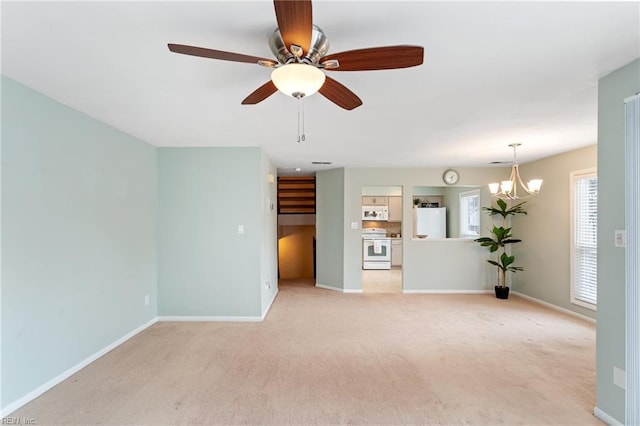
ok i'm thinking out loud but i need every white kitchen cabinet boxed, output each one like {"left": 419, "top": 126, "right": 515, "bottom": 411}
{"left": 362, "top": 196, "right": 388, "bottom": 206}
{"left": 391, "top": 240, "right": 403, "bottom": 267}
{"left": 388, "top": 196, "right": 402, "bottom": 222}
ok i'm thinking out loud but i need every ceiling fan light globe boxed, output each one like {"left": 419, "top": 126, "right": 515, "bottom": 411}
{"left": 271, "top": 64, "right": 326, "bottom": 98}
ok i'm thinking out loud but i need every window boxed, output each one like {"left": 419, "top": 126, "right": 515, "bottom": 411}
{"left": 570, "top": 168, "right": 598, "bottom": 309}
{"left": 459, "top": 189, "right": 480, "bottom": 238}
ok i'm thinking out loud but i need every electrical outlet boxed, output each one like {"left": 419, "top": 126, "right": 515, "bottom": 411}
{"left": 144, "top": 295, "right": 150, "bottom": 306}
{"left": 614, "top": 230, "right": 626, "bottom": 247}
{"left": 266, "top": 281, "right": 271, "bottom": 289}
{"left": 613, "top": 366, "right": 625, "bottom": 389}
{"left": 238, "top": 225, "right": 244, "bottom": 235}
{"left": 351, "top": 222, "right": 359, "bottom": 229}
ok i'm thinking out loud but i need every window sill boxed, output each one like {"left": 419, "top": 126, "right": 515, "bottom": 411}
{"left": 571, "top": 299, "right": 597, "bottom": 311}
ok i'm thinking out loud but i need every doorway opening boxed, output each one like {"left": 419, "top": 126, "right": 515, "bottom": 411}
{"left": 277, "top": 175, "right": 316, "bottom": 287}
{"left": 361, "top": 185, "right": 403, "bottom": 293}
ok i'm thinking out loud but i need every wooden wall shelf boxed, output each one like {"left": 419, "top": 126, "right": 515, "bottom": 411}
{"left": 278, "top": 176, "right": 316, "bottom": 214}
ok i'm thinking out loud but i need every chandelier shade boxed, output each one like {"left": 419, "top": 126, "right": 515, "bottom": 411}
{"left": 271, "top": 64, "right": 326, "bottom": 98}
{"left": 489, "top": 144, "right": 543, "bottom": 200}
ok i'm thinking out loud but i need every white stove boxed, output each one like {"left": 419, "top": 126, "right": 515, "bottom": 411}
{"left": 362, "top": 228, "right": 391, "bottom": 270}
{"left": 361, "top": 228, "right": 388, "bottom": 239}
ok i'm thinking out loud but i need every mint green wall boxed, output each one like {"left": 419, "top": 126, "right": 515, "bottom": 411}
{"left": 316, "top": 168, "right": 345, "bottom": 290}
{"left": 1, "top": 77, "right": 157, "bottom": 409}
{"left": 512, "top": 145, "right": 597, "bottom": 319}
{"left": 157, "top": 148, "right": 262, "bottom": 317}
{"left": 413, "top": 186, "right": 447, "bottom": 196}
{"left": 362, "top": 186, "right": 402, "bottom": 196}
{"left": 596, "top": 58, "right": 640, "bottom": 422}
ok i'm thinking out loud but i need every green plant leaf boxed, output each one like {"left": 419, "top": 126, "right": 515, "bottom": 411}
{"left": 502, "top": 238, "right": 522, "bottom": 244}
{"left": 500, "top": 253, "right": 515, "bottom": 267}
{"left": 474, "top": 237, "right": 494, "bottom": 243}
{"left": 482, "top": 199, "right": 528, "bottom": 219}
{"left": 506, "top": 201, "right": 528, "bottom": 216}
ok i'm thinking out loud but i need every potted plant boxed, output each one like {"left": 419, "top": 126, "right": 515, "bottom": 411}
{"left": 475, "top": 199, "right": 527, "bottom": 299}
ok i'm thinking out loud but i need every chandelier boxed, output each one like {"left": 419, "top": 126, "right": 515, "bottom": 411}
{"left": 489, "top": 143, "right": 543, "bottom": 200}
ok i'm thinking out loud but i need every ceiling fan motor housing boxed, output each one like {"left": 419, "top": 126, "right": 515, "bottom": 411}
{"left": 269, "top": 25, "right": 329, "bottom": 65}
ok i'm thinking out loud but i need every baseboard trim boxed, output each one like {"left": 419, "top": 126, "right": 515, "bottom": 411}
{"left": 403, "top": 289, "right": 493, "bottom": 294}
{"left": 315, "top": 283, "right": 363, "bottom": 293}
{"left": 0, "top": 317, "right": 158, "bottom": 418}
{"left": 158, "top": 315, "right": 263, "bottom": 322}
{"left": 315, "top": 283, "right": 342, "bottom": 292}
{"left": 593, "top": 406, "right": 623, "bottom": 425}
{"left": 512, "top": 291, "right": 596, "bottom": 324}
{"left": 261, "top": 288, "right": 279, "bottom": 320}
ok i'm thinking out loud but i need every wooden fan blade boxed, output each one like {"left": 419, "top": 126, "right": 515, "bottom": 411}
{"left": 318, "top": 76, "right": 363, "bottom": 111}
{"left": 168, "top": 44, "right": 276, "bottom": 66}
{"left": 273, "top": 0, "right": 313, "bottom": 55}
{"left": 320, "top": 46, "right": 424, "bottom": 71}
{"left": 242, "top": 81, "right": 278, "bottom": 105}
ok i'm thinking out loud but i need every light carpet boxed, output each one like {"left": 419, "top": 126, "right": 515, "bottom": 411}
{"left": 9, "top": 280, "right": 600, "bottom": 425}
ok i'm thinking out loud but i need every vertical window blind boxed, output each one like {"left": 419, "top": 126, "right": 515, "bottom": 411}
{"left": 624, "top": 91, "right": 640, "bottom": 426}
{"left": 572, "top": 170, "right": 598, "bottom": 307}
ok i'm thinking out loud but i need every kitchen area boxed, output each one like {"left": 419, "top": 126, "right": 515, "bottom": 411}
{"left": 361, "top": 185, "right": 466, "bottom": 293}
{"left": 315, "top": 168, "right": 501, "bottom": 295}
{"left": 361, "top": 188, "right": 403, "bottom": 293}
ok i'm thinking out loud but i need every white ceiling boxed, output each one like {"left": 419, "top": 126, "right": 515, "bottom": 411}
{"left": 2, "top": 1, "right": 639, "bottom": 173}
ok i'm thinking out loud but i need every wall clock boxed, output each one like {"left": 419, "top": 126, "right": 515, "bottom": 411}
{"left": 443, "top": 169, "right": 459, "bottom": 185}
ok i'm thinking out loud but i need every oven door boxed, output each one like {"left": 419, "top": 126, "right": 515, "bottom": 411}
{"left": 362, "top": 239, "right": 391, "bottom": 262}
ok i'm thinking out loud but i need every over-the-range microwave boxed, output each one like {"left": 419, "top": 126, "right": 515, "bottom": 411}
{"left": 362, "top": 205, "right": 389, "bottom": 221}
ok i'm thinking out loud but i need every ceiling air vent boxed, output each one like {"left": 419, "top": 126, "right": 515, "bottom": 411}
{"left": 311, "top": 161, "right": 332, "bottom": 165}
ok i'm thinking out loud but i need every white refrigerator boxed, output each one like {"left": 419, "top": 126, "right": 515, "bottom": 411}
{"left": 413, "top": 207, "right": 447, "bottom": 238}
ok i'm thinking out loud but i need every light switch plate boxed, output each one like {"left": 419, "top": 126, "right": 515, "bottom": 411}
{"left": 238, "top": 225, "right": 244, "bottom": 235}
{"left": 613, "top": 366, "right": 626, "bottom": 389}
{"left": 614, "top": 230, "right": 626, "bottom": 247}
{"left": 351, "top": 222, "right": 359, "bottom": 230}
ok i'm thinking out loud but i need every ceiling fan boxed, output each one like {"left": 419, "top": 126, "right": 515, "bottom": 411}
{"left": 168, "top": 0, "right": 424, "bottom": 110}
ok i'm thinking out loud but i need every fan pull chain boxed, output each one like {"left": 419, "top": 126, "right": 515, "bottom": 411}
{"left": 295, "top": 93, "right": 305, "bottom": 143}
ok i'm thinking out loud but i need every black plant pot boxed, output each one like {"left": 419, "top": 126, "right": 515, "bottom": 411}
{"left": 495, "top": 286, "right": 510, "bottom": 300}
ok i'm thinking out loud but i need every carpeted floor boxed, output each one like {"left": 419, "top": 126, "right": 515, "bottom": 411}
{"left": 10, "top": 280, "right": 600, "bottom": 425}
